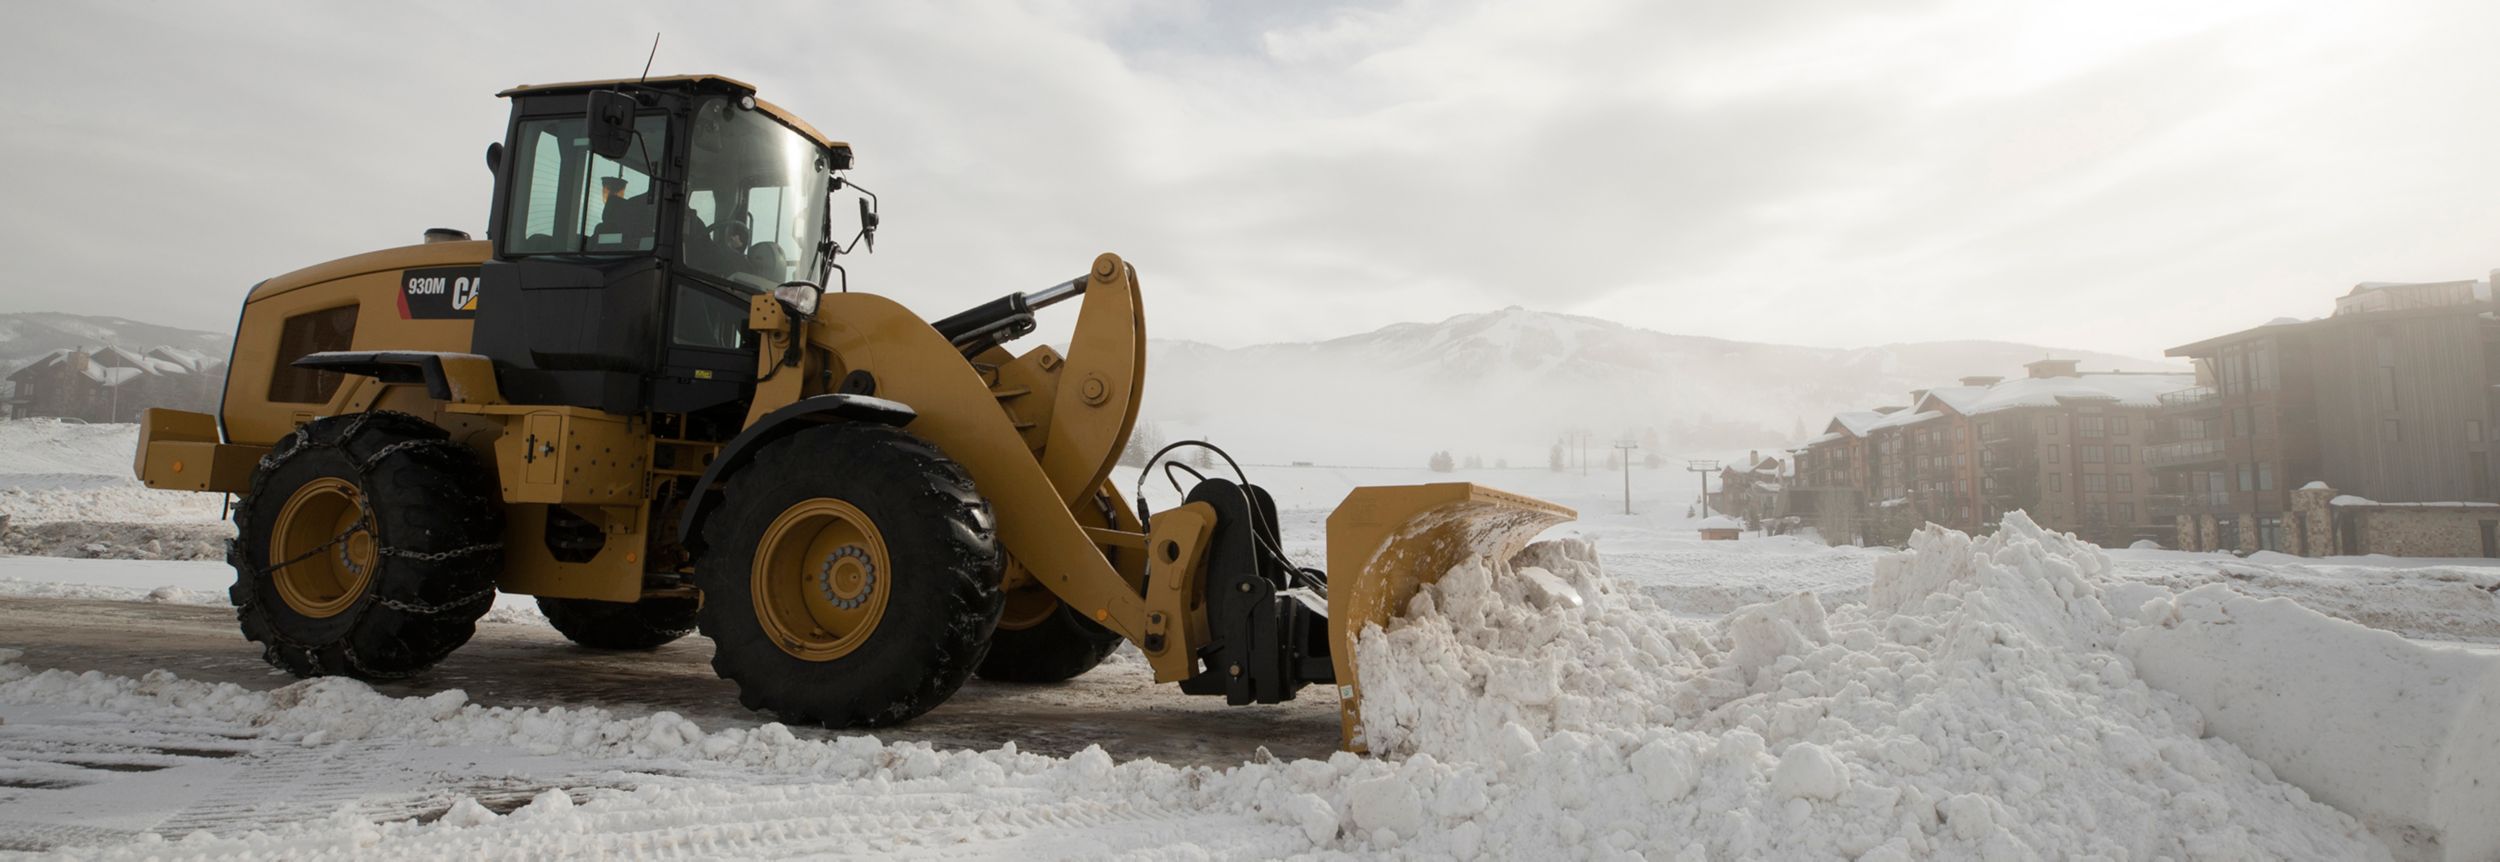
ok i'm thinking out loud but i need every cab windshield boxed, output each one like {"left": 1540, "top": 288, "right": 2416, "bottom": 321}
{"left": 682, "top": 96, "right": 832, "bottom": 292}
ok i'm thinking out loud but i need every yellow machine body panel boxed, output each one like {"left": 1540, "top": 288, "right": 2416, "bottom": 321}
{"left": 221, "top": 240, "right": 491, "bottom": 448}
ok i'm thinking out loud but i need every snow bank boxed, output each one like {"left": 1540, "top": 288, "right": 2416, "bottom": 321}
{"left": 0, "top": 512, "right": 2471, "bottom": 858}
{"left": 2124, "top": 587, "right": 2500, "bottom": 861}
{"left": 1351, "top": 514, "right": 2387, "bottom": 859}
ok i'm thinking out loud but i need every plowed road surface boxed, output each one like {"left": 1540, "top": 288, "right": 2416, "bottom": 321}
{"left": 0, "top": 596, "right": 1342, "bottom": 767}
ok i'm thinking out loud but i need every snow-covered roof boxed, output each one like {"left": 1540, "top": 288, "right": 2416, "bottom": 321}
{"left": 1956, "top": 373, "right": 2196, "bottom": 416}
{"left": 147, "top": 346, "right": 215, "bottom": 372}
{"left": 1827, "top": 411, "right": 1885, "bottom": 437}
{"left": 1914, "top": 385, "right": 1989, "bottom": 415}
{"left": 2330, "top": 495, "right": 2500, "bottom": 509}
{"left": 1805, "top": 430, "right": 1849, "bottom": 446}
{"left": 1695, "top": 516, "right": 1743, "bottom": 530}
{"left": 1865, "top": 409, "right": 1944, "bottom": 432}
{"left": 2298, "top": 481, "right": 2329, "bottom": 491}
{"left": 82, "top": 365, "right": 145, "bottom": 386}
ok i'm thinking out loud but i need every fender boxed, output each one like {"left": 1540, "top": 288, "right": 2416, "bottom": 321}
{"left": 294, "top": 350, "right": 502, "bottom": 404}
{"left": 677, "top": 393, "right": 917, "bottom": 553}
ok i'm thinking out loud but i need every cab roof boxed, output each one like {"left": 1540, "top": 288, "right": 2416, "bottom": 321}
{"left": 497, "top": 74, "right": 849, "bottom": 155}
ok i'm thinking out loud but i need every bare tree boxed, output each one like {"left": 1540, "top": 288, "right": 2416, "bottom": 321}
{"left": 1430, "top": 451, "right": 1456, "bottom": 472}
{"left": 1119, "top": 420, "right": 1167, "bottom": 467}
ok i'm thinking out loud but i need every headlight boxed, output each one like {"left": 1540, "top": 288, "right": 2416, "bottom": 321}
{"left": 772, "top": 282, "right": 822, "bottom": 315}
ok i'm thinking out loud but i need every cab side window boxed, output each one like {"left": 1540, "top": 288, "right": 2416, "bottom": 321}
{"left": 501, "top": 114, "right": 670, "bottom": 255}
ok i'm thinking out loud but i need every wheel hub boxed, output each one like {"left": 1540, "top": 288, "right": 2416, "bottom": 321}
{"left": 816, "top": 545, "right": 878, "bottom": 610}
{"left": 269, "top": 476, "right": 375, "bottom": 619}
{"left": 753, "top": 498, "right": 893, "bottom": 661}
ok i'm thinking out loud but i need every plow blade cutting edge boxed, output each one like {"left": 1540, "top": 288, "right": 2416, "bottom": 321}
{"left": 1324, "top": 483, "right": 1576, "bottom": 751}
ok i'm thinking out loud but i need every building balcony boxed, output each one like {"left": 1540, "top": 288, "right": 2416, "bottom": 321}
{"left": 2143, "top": 438, "right": 2226, "bottom": 468}
{"left": 2149, "top": 491, "right": 2232, "bottom": 516}
{"left": 2156, "top": 386, "right": 2220, "bottom": 412}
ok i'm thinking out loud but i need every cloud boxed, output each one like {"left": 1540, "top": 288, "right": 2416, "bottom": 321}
{"left": 2, "top": 0, "right": 2494, "bottom": 360}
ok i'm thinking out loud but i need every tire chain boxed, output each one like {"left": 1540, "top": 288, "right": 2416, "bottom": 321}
{"left": 246, "top": 407, "right": 500, "bottom": 577}
{"left": 241, "top": 412, "right": 508, "bottom": 676}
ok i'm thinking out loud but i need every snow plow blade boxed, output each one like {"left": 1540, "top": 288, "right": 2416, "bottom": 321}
{"left": 1325, "top": 483, "right": 1575, "bottom": 751}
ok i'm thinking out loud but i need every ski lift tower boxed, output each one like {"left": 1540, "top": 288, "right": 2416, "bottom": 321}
{"left": 1685, "top": 459, "right": 1719, "bottom": 516}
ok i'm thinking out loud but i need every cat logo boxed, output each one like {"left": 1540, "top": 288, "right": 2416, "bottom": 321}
{"left": 399, "top": 266, "right": 484, "bottom": 320}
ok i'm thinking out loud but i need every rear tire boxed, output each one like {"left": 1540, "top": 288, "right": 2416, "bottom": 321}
{"left": 692, "top": 423, "right": 1004, "bottom": 727}
{"left": 977, "top": 589, "right": 1122, "bottom": 683}
{"left": 230, "top": 411, "right": 503, "bottom": 680}
{"left": 536, "top": 595, "right": 699, "bottom": 650}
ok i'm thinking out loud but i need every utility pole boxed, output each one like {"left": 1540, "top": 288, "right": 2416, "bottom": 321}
{"left": 1614, "top": 440, "right": 1638, "bottom": 514}
{"left": 1686, "top": 459, "right": 1720, "bottom": 516}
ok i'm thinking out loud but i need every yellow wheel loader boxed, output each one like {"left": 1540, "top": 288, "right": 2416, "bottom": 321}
{"left": 132, "top": 74, "right": 1573, "bottom": 749}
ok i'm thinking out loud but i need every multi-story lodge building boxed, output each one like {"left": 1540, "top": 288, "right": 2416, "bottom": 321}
{"left": 2155, "top": 280, "right": 2500, "bottom": 553}
{"left": 1796, "top": 361, "right": 2192, "bottom": 546}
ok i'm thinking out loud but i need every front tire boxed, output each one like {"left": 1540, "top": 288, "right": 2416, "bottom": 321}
{"left": 692, "top": 423, "right": 1004, "bottom": 727}
{"left": 537, "top": 595, "right": 699, "bottom": 650}
{"left": 230, "top": 411, "right": 503, "bottom": 680}
{"left": 977, "top": 585, "right": 1123, "bottom": 683}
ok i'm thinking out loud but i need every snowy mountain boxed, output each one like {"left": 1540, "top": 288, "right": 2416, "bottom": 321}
{"left": 0, "top": 313, "right": 231, "bottom": 381}
{"left": 1140, "top": 307, "right": 2182, "bottom": 466}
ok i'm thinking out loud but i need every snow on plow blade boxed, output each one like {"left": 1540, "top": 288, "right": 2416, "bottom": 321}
{"left": 1325, "top": 483, "right": 1575, "bottom": 751}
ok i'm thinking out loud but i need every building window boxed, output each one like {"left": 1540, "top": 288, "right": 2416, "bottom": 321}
{"left": 2114, "top": 474, "right": 2132, "bottom": 493}
{"left": 2083, "top": 474, "right": 2106, "bottom": 492}
{"left": 1978, "top": 420, "right": 1993, "bottom": 438}
{"left": 2239, "top": 463, "right": 2255, "bottom": 491}
{"left": 2081, "top": 446, "right": 2104, "bottom": 463}
{"left": 2232, "top": 407, "right": 2253, "bottom": 438}
{"left": 2112, "top": 416, "right": 2130, "bottom": 436}
{"left": 2114, "top": 444, "right": 2131, "bottom": 464}
{"left": 2049, "top": 444, "right": 2061, "bottom": 463}
{"left": 2115, "top": 503, "right": 2133, "bottom": 524}
{"left": 2257, "top": 463, "right": 2273, "bottom": 492}
{"left": 2050, "top": 474, "right": 2063, "bottom": 492}
{"left": 2252, "top": 344, "right": 2275, "bottom": 391}
{"left": 2471, "top": 420, "right": 2486, "bottom": 443}
{"left": 2080, "top": 417, "right": 2105, "bottom": 438}
{"left": 2383, "top": 418, "right": 2402, "bottom": 443}
{"left": 2256, "top": 516, "right": 2284, "bottom": 552}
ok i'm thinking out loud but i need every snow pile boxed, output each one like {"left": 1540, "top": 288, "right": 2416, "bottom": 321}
{"left": 2124, "top": 587, "right": 2500, "bottom": 861}
{"left": 1350, "top": 514, "right": 2387, "bottom": 859}
{"left": 0, "top": 420, "right": 229, "bottom": 561}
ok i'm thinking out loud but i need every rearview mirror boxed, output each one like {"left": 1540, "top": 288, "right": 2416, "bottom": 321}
{"left": 858, "top": 197, "right": 880, "bottom": 252}
{"left": 586, "top": 90, "right": 637, "bottom": 160}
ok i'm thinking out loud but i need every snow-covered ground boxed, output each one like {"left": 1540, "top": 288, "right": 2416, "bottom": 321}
{"left": 0, "top": 420, "right": 229, "bottom": 561}
{"left": 3, "top": 423, "right": 2498, "bottom": 858}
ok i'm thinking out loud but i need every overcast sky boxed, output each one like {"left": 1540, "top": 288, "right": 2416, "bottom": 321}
{"left": 3, "top": 1, "right": 2495, "bottom": 358}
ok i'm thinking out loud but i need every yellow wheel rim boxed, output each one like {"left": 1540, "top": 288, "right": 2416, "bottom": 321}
{"left": 753, "top": 498, "right": 893, "bottom": 661}
{"left": 270, "top": 477, "right": 376, "bottom": 619}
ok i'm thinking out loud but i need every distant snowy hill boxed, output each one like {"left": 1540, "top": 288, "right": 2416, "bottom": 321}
{"left": 0, "top": 313, "right": 230, "bottom": 380}
{"left": 0, "top": 309, "right": 2178, "bottom": 470}
{"left": 1141, "top": 307, "right": 2182, "bottom": 466}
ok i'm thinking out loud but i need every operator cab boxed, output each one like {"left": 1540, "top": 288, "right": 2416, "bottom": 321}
{"left": 472, "top": 75, "right": 859, "bottom": 418}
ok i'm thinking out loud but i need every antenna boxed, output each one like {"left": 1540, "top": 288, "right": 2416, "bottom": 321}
{"left": 639, "top": 33, "right": 662, "bottom": 82}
